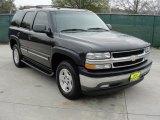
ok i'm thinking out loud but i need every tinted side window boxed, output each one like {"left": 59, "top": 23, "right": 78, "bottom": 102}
{"left": 11, "top": 11, "right": 25, "bottom": 27}
{"left": 21, "top": 12, "right": 35, "bottom": 29}
{"left": 33, "top": 12, "right": 48, "bottom": 27}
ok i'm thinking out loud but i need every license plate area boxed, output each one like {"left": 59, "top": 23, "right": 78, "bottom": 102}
{"left": 130, "top": 72, "right": 141, "bottom": 82}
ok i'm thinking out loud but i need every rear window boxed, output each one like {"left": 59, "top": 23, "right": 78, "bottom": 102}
{"left": 21, "top": 11, "right": 35, "bottom": 29}
{"left": 11, "top": 11, "right": 25, "bottom": 27}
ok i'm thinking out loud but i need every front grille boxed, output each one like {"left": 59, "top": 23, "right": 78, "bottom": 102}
{"left": 112, "top": 49, "right": 146, "bottom": 68}
{"left": 112, "top": 49, "right": 144, "bottom": 58}
{"left": 113, "top": 58, "right": 144, "bottom": 67}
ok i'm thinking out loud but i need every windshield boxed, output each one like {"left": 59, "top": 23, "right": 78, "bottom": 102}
{"left": 53, "top": 11, "right": 109, "bottom": 32}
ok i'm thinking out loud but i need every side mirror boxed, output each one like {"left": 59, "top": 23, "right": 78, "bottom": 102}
{"left": 33, "top": 24, "right": 51, "bottom": 34}
{"left": 106, "top": 24, "right": 112, "bottom": 30}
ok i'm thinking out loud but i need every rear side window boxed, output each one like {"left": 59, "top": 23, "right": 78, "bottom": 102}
{"left": 11, "top": 11, "right": 25, "bottom": 27}
{"left": 21, "top": 12, "right": 35, "bottom": 29}
{"left": 33, "top": 12, "right": 49, "bottom": 27}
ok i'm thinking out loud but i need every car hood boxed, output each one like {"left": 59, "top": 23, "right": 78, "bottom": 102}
{"left": 59, "top": 31, "right": 150, "bottom": 52}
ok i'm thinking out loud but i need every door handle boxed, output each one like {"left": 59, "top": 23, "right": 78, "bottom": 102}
{"left": 17, "top": 32, "right": 21, "bottom": 37}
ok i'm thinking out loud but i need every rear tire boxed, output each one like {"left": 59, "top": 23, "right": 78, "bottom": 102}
{"left": 13, "top": 45, "right": 24, "bottom": 68}
{"left": 56, "top": 60, "right": 81, "bottom": 100}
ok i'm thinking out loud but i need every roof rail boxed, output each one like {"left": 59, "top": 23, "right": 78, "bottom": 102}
{"left": 35, "top": 5, "right": 54, "bottom": 8}
{"left": 20, "top": 5, "right": 74, "bottom": 10}
{"left": 20, "top": 5, "right": 56, "bottom": 10}
{"left": 35, "top": 5, "right": 73, "bottom": 9}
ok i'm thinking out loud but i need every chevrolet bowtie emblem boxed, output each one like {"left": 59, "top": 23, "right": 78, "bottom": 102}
{"left": 130, "top": 55, "right": 137, "bottom": 61}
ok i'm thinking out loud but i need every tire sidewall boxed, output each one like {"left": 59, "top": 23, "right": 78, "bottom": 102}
{"left": 13, "top": 45, "right": 22, "bottom": 67}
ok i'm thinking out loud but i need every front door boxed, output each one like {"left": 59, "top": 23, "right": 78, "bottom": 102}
{"left": 27, "top": 11, "right": 52, "bottom": 68}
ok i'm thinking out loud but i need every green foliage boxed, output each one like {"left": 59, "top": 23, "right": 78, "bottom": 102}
{"left": 52, "top": 0, "right": 110, "bottom": 13}
{"left": 0, "top": 0, "right": 16, "bottom": 13}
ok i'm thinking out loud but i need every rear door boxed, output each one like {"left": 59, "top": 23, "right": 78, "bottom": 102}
{"left": 9, "top": 10, "right": 26, "bottom": 44}
{"left": 27, "top": 11, "right": 52, "bottom": 68}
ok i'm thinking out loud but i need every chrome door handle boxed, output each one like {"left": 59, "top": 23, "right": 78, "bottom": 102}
{"left": 17, "top": 32, "right": 21, "bottom": 37}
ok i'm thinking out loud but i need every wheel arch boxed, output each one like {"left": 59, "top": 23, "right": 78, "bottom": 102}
{"left": 10, "top": 35, "right": 20, "bottom": 49}
{"left": 51, "top": 47, "right": 82, "bottom": 72}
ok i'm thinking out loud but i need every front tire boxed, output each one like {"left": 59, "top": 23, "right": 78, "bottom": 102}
{"left": 13, "top": 45, "right": 24, "bottom": 68}
{"left": 56, "top": 61, "right": 81, "bottom": 100}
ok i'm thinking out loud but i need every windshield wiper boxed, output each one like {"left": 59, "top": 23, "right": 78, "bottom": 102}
{"left": 61, "top": 29, "right": 87, "bottom": 32}
{"left": 88, "top": 28, "right": 109, "bottom": 31}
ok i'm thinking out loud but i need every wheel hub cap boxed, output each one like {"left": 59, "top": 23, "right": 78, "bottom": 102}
{"left": 14, "top": 48, "right": 19, "bottom": 64}
{"left": 59, "top": 69, "right": 73, "bottom": 93}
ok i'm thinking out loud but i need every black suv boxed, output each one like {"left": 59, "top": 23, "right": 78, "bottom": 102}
{"left": 9, "top": 6, "right": 152, "bottom": 99}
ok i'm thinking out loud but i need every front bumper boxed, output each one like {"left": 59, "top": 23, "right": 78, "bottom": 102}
{"left": 79, "top": 60, "right": 152, "bottom": 95}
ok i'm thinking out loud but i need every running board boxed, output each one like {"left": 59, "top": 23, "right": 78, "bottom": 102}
{"left": 21, "top": 60, "right": 54, "bottom": 77}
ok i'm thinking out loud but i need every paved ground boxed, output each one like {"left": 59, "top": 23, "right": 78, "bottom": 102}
{"left": 0, "top": 45, "right": 160, "bottom": 120}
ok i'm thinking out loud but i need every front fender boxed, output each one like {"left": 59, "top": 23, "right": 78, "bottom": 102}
{"left": 51, "top": 46, "right": 83, "bottom": 66}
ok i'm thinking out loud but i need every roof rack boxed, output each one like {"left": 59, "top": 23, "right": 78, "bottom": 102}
{"left": 35, "top": 5, "right": 73, "bottom": 9}
{"left": 20, "top": 5, "right": 56, "bottom": 10}
{"left": 20, "top": 5, "right": 73, "bottom": 10}
{"left": 35, "top": 5, "right": 54, "bottom": 8}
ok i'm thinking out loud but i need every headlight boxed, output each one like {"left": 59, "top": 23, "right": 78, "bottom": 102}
{"left": 145, "top": 47, "right": 150, "bottom": 53}
{"left": 85, "top": 52, "right": 111, "bottom": 70}
{"left": 86, "top": 52, "right": 111, "bottom": 60}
